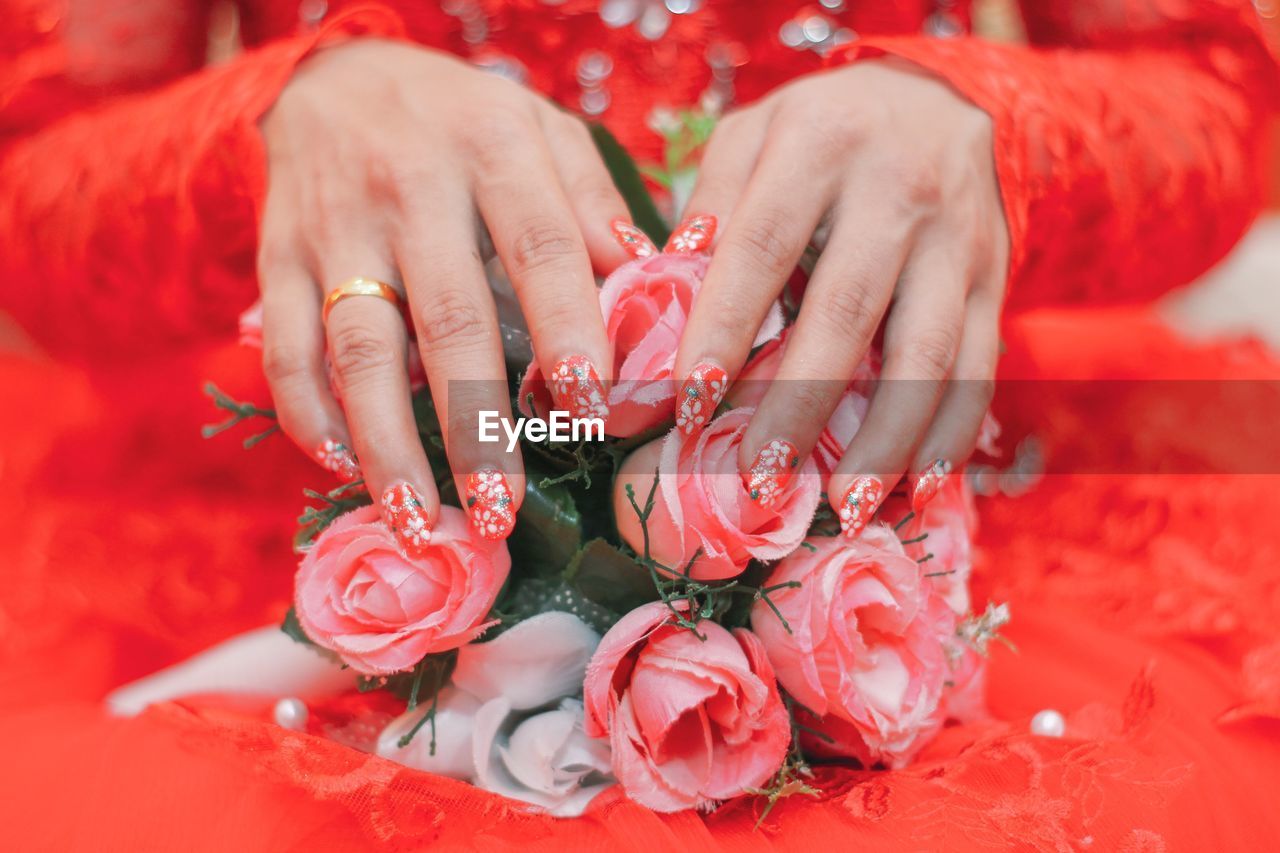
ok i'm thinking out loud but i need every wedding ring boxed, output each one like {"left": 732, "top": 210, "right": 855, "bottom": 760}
{"left": 322, "top": 278, "right": 404, "bottom": 324}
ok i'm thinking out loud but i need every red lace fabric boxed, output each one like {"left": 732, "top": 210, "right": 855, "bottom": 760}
{"left": 1, "top": 1, "right": 1278, "bottom": 849}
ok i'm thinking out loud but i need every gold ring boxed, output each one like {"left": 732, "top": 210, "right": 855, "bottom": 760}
{"left": 322, "top": 278, "right": 404, "bottom": 324}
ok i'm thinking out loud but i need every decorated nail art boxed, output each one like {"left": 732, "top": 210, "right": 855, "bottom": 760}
{"left": 911, "top": 459, "right": 953, "bottom": 512}
{"left": 610, "top": 219, "right": 658, "bottom": 259}
{"left": 381, "top": 482, "right": 432, "bottom": 557}
{"left": 465, "top": 469, "right": 516, "bottom": 540}
{"left": 838, "top": 476, "right": 884, "bottom": 538}
{"left": 664, "top": 214, "right": 717, "bottom": 254}
{"left": 315, "top": 439, "right": 360, "bottom": 483}
{"left": 744, "top": 439, "right": 801, "bottom": 508}
{"left": 549, "top": 355, "right": 609, "bottom": 421}
{"left": 675, "top": 362, "right": 728, "bottom": 436}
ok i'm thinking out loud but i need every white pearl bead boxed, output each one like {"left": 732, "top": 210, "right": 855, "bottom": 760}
{"left": 273, "top": 697, "right": 308, "bottom": 731}
{"left": 1030, "top": 709, "right": 1066, "bottom": 738}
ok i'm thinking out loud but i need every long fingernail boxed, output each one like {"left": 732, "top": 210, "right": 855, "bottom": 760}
{"left": 549, "top": 355, "right": 609, "bottom": 421}
{"left": 610, "top": 219, "right": 657, "bottom": 259}
{"left": 675, "top": 361, "right": 728, "bottom": 436}
{"left": 465, "top": 469, "right": 516, "bottom": 540}
{"left": 664, "top": 214, "right": 717, "bottom": 254}
{"left": 381, "top": 482, "right": 432, "bottom": 558}
{"left": 838, "top": 476, "right": 884, "bottom": 538}
{"left": 911, "top": 459, "right": 952, "bottom": 512}
{"left": 744, "top": 439, "right": 801, "bottom": 508}
{"left": 315, "top": 439, "right": 360, "bottom": 483}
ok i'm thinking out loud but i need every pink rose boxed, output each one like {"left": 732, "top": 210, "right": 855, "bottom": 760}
{"left": 583, "top": 602, "right": 790, "bottom": 812}
{"left": 614, "top": 408, "right": 821, "bottom": 580}
{"left": 729, "top": 330, "right": 877, "bottom": 477}
{"left": 519, "top": 254, "right": 783, "bottom": 437}
{"left": 750, "top": 528, "right": 954, "bottom": 767}
{"left": 294, "top": 505, "right": 510, "bottom": 675}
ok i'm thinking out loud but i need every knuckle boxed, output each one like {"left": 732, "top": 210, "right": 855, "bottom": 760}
{"left": 466, "top": 105, "right": 534, "bottom": 168}
{"left": 508, "top": 217, "right": 582, "bottom": 276}
{"left": 819, "top": 285, "right": 879, "bottom": 339}
{"left": 728, "top": 213, "right": 796, "bottom": 278}
{"left": 262, "top": 343, "right": 311, "bottom": 386}
{"left": 902, "top": 326, "right": 959, "bottom": 378}
{"left": 328, "top": 324, "right": 399, "bottom": 382}
{"left": 416, "top": 290, "right": 487, "bottom": 351}
{"left": 893, "top": 158, "right": 942, "bottom": 211}
{"left": 789, "top": 381, "right": 840, "bottom": 427}
{"left": 372, "top": 153, "right": 435, "bottom": 207}
{"left": 805, "top": 111, "right": 864, "bottom": 162}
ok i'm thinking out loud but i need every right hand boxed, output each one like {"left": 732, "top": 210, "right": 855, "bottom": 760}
{"left": 257, "top": 39, "right": 632, "bottom": 550}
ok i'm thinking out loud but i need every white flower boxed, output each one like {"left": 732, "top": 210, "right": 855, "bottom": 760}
{"left": 377, "top": 612, "right": 614, "bottom": 817}
{"left": 473, "top": 696, "right": 613, "bottom": 816}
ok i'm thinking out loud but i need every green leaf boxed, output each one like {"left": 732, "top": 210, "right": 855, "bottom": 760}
{"left": 280, "top": 607, "right": 314, "bottom": 647}
{"left": 563, "top": 538, "right": 653, "bottom": 615}
{"left": 294, "top": 482, "right": 372, "bottom": 551}
{"left": 505, "top": 463, "right": 583, "bottom": 578}
{"left": 495, "top": 577, "right": 620, "bottom": 635}
{"left": 589, "top": 123, "right": 669, "bottom": 246}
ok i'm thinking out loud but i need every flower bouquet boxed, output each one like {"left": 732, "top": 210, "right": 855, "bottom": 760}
{"left": 214, "top": 122, "right": 1008, "bottom": 818}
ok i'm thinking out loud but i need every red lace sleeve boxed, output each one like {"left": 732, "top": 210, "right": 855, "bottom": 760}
{"left": 0, "top": 5, "right": 404, "bottom": 359}
{"left": 831, "top": 2, "right": 1279, "bottom": 310}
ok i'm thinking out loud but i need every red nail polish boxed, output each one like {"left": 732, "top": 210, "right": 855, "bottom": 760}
{"left": 664, "top": 214, "right": 717, "bottom": 254}
{"left": 675, "top": 362, "right": 728, "bottom": 436}
{"left": 315, "top": 439, "right": 360, "bottom": 483}
{"left": 549, "top": 355, "right": 609, "bottom": 421}
{"left": 381, "top": 482, "right": 432, "bottom": 558}
{"left": 610, "top": 219, "right": 657, "bottom": 259}
{"left": 911, "top": 459, "right": 952, "bottom": 512}
{"left": 465, "top": 469, "right": 516, "bottom": 540}
{"left": 838, "top": 476, "right": 884, "bottom": 538}
{"left": 744, "top": 439, "right": 801, "bottom": 508}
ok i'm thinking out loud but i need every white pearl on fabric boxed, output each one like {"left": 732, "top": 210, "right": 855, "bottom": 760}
{"left": 1030, "top": 709, "right": 1066, "bottom": 738}
{"left": 273, "top": 698, "right": 309, "bottom": 731}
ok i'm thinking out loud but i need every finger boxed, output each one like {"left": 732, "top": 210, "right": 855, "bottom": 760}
{"left": 539, "top": 107, "right": 634, "bottom": 273}
{"left": 738, "top": 211, "right": 906, "bottom": 507}
{"left": 828, "top": 238, "right": 966, "bottom": 537}
{"left": 471, "top": 125, "right": 612, "bottom": 424}
{"left": 257, "top": 252, "right": 360, "bottom": 483}
{"left": 679, "top": 108, "right": 771, "bottom": 239}
{"left": 908, "top": 289, "right": 1001, "bottom": 503}
{"left": 396, "top": 195, "right": 525, "bottom": 541}
{"left": 674, "top": 128, "right": 836, "bottom": 447}
{"left": 322, "top": 255, "right": 438, "bottom": 558}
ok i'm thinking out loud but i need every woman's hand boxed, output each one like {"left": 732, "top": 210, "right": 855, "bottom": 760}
{"left": 673, "top": 60, "right": 1009, "bottom": 535}
{"left": 258, "top": 39, "right": 631, "bottom": 549}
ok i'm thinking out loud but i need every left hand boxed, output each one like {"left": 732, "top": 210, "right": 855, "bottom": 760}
{"left": 673, "top": 59, "right": 1009, "bottom": 533}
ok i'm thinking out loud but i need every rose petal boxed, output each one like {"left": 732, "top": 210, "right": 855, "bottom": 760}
{"left": 453, "top": 612, "right": 601, "bottom": 710}
{"left": 376, "top": 687, "right": 482, "bottom": 780}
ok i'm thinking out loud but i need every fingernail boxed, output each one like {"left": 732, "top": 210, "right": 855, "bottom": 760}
{"left": 381, "top": 481, "right": 432, "bottom": 558}
{"left": 838, "top": 476, "right": 884, "bottom": 538}
{"left": 610, "top": 219, "right": 657, "bottom": 259}
{"left": 675, "top": 361, "right": 728, "bottom": 436}
{"left": 664, "top": 214, "right": 717, "bottom": 254}
{"left": 315, "top": 439, "right": 360, "bottom": 483}
{"left": 744, "top": 439, "right": 801, "bottom": 508}
{"left": 911, "top": 459, "right": 952, "bottom": 512}
{"left": 549, "top": 355, "right": 609, "bottom": 421}
{"left": 465, "top": 468, "right": 517, "bottom": 540}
